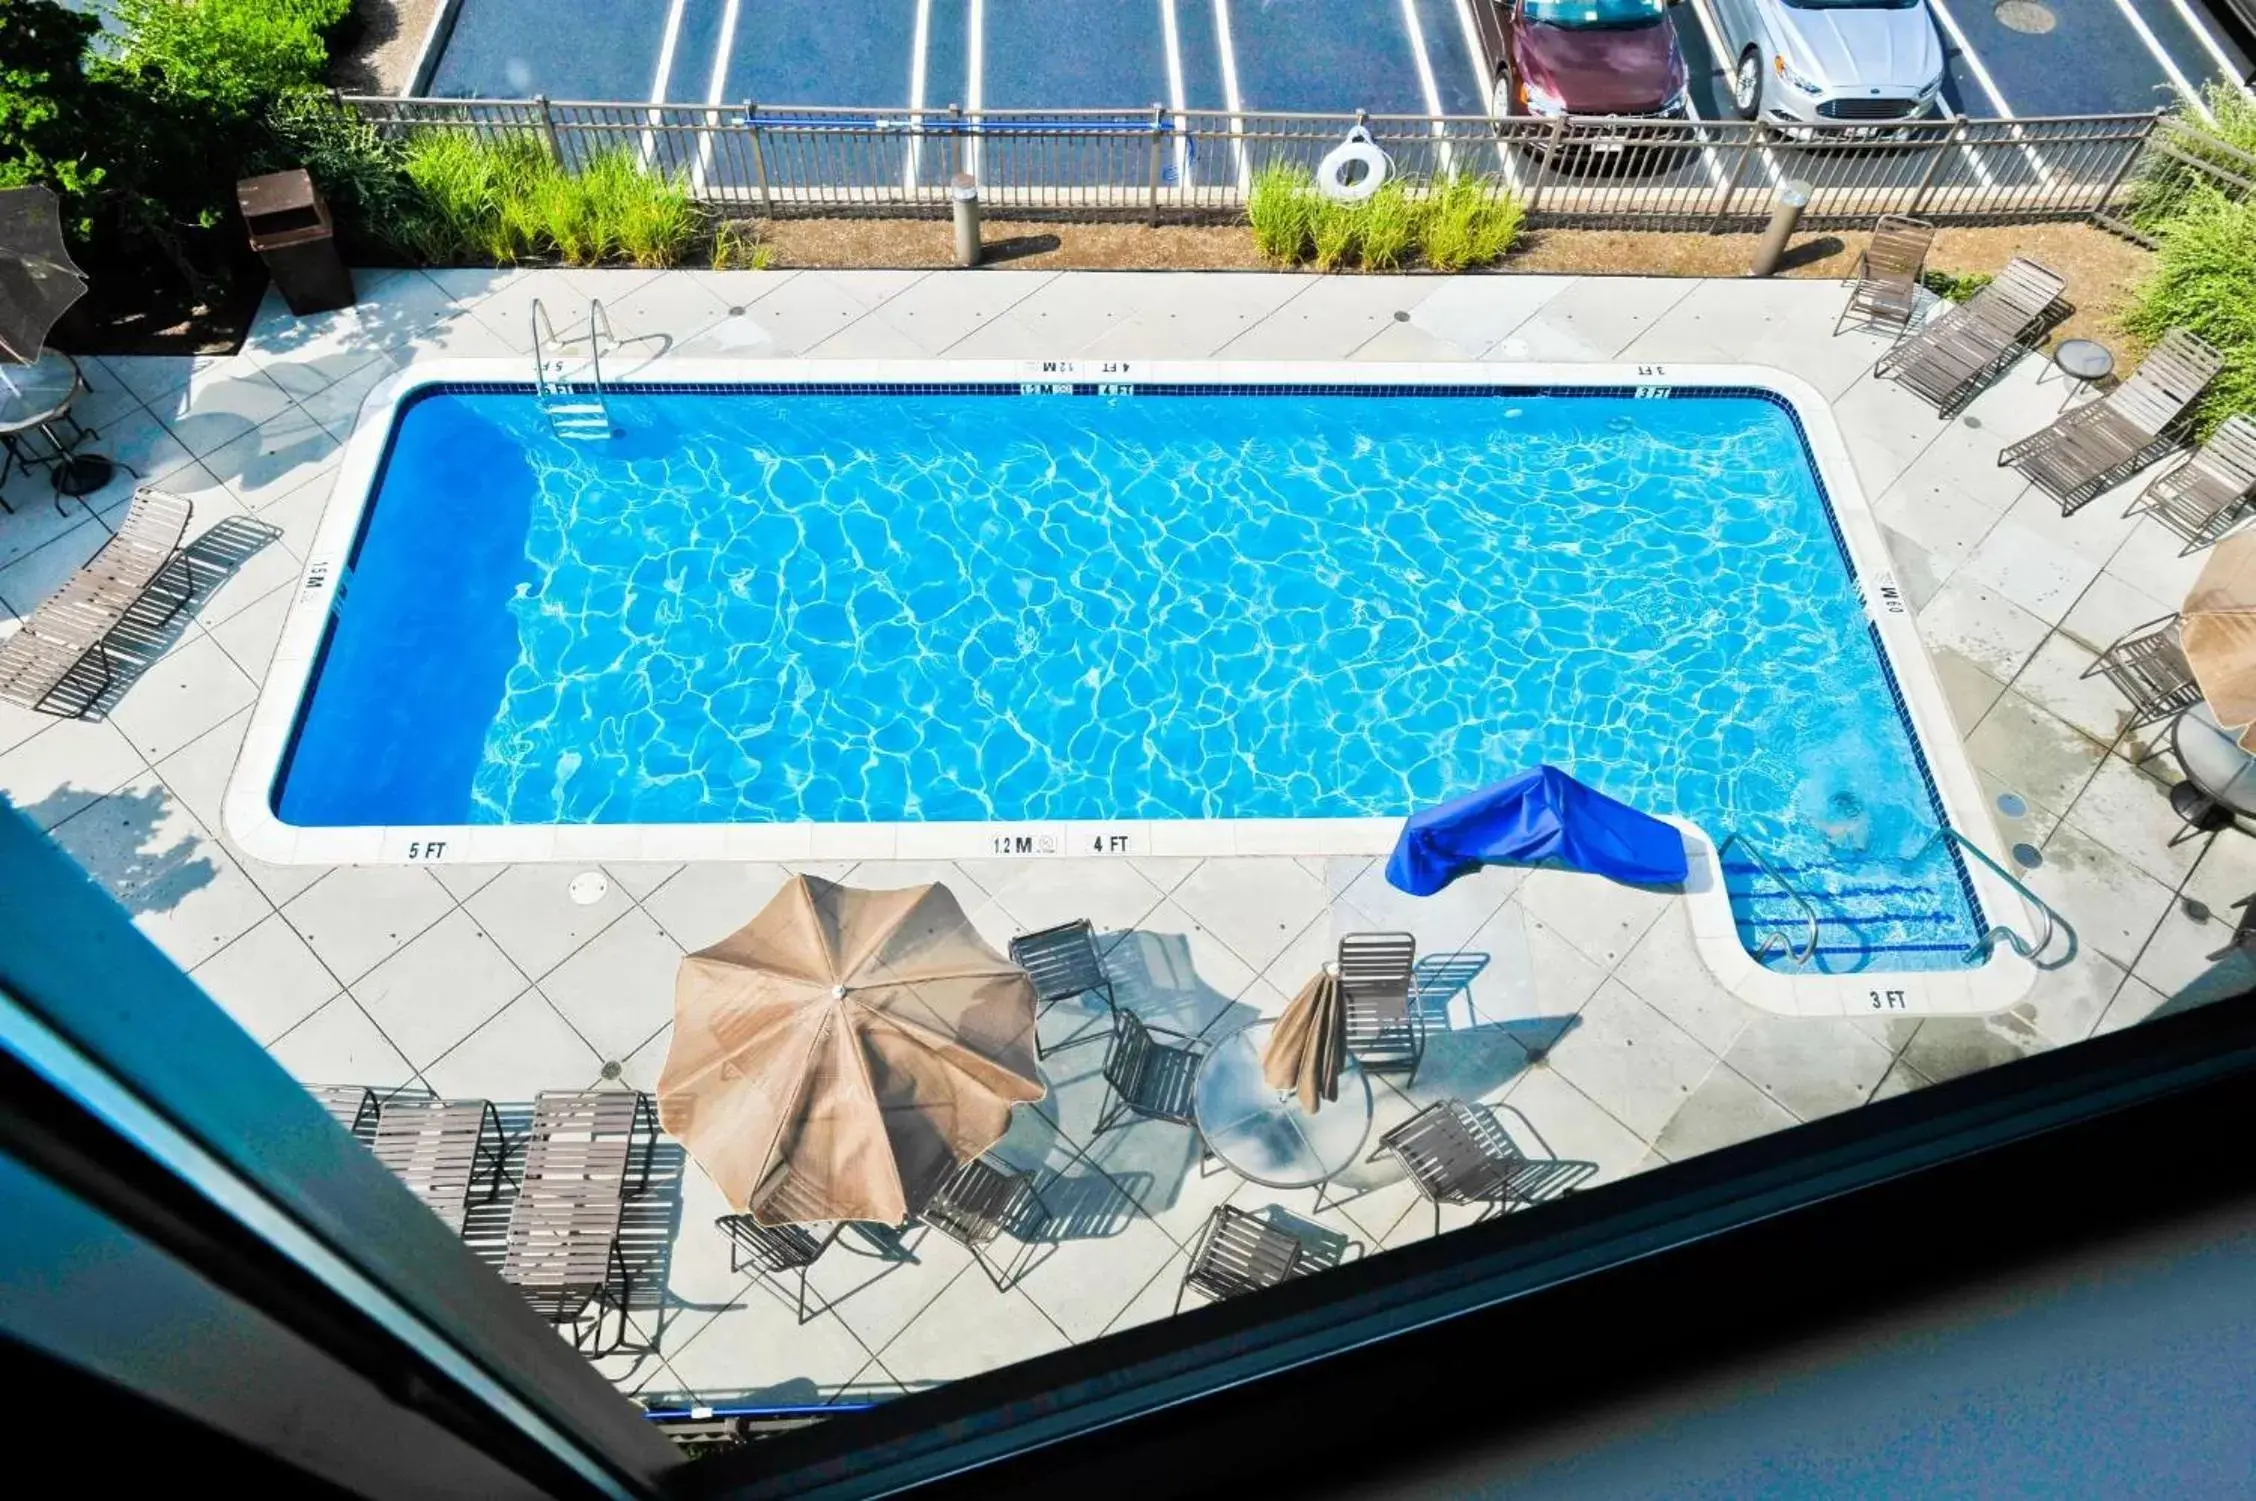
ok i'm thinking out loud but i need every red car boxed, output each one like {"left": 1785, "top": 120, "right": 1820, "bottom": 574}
{"left": 1474, "top": 0, "right": 1692, "bottom": 122}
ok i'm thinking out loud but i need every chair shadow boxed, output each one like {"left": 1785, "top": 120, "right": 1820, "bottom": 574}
{"left": 1253, "top": 1204, "right": 1361, "bottom": 1271}
{"left": 36, "top": 514, "right": 284, "bottom": 719}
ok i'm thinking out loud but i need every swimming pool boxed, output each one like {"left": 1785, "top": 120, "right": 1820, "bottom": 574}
{"left": 227, "top": 359, "right": 2018, "bottom": 996}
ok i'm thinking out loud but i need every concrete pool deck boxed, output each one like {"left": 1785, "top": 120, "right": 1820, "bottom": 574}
{"left": 3, "top": 264, "right": 2250, "bottom": 1410}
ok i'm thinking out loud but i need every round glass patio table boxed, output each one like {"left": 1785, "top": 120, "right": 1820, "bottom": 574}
{"left": 0, "top": 349, "right": 111, "bottom": 499}
{"left": 1192, "top": 1021, "right": 1374, "bottom": 1190}
{"left": 2170, "top": 701, "right": 2256, "bottom": 824}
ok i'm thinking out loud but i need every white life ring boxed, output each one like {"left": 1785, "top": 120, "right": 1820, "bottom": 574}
{"left": 1316, "top": 126, "right": 1391, "bottom": 202}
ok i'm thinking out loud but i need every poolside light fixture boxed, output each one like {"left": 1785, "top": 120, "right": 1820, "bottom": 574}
{"left": 656, "top": 875, "right": 1043, "bottom": 1227}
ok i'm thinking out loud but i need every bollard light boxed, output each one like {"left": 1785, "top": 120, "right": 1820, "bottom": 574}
{"left": 951, "top": 172, "right": 982, "bottom": 269}
{"left": 1749, "top": 178, "right": 1814, "bottom": 279}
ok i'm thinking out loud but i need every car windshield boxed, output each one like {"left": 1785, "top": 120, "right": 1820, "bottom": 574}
{"left": 1522, "top": 0, "right": 1668, "bottom": 27}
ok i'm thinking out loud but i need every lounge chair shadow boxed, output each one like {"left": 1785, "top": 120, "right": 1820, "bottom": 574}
{"left": 34, "top": 514, "right": 283, "bottom": 720}
{"left": 1099, "top": 927, "right": 1242, "bottom": 1036}
{"left": 1252, "top": 1204, "right": 1361, "bottom": 1271}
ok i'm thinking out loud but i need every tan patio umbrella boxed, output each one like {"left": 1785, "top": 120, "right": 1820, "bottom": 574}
{"left": 2181, "top": 531, "right": 2256, "bottom": 750}
{"left": 1261, "top": 966, "right": 1345, "bottom": 1114}
{"left": 657, "top": 875, "right": 1044, "bottom": 1227}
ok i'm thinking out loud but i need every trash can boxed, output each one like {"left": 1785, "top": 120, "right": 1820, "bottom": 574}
{"left": 237, "top": 169, "right": 354, "bottom": 316}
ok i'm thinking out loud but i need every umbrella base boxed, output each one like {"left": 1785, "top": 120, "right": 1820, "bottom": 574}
{"left": 52, "top": 453, "right": 114, "bottom": 498}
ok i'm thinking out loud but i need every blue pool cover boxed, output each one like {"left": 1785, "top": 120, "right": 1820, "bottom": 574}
{"left": 1385, "top": 765, "right": 1689, "bottom": 896}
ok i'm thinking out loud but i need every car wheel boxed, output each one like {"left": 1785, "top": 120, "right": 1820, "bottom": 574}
{"left": 1732, "top": 48, "right": 1763, "bottom": 121}
{"left": 1492, "top": 70, "right": 1515, "bottom": 131}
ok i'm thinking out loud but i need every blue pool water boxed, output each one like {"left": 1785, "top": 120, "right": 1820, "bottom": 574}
{"left": 279, "top": 383, "right": 1983, "bottom": 971}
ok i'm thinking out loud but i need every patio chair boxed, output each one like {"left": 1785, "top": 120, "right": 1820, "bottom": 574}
{"left": 2081, "top": 615, "right": 2204, "bottom": 732}
{"left": 1874, "top": 257, "right": 2065, "bottom": 416}
{"left": 1368, "top": 1098, "right": 1536, "bottom": 1240}
{"left": 307, "top": 1084, "right": 382, "bottom": 1144}
{"left": 0, "top": 487, "right": 196, "bottom": 715}
{"left": 1999, "top": 329, "right": 2224, "bottom": 514}
{"left": 2123, "top": 414, "right": 2256, "bottom": 554}
{"left": 2205, "top": 894, "right": 2256, "bottom": 963}
{"left": 499, "top": 1089, "right": 656, "bottom": 1355}
{"left": 918, "top": 1153, "right": 1052, "bottom": 1291}
{"left": 715, "top": 1216, "right": 842, "bottom": 1324}
{"left": 1338, "top": 932, "right": 1421, "bottom": 1084}
{"left": 1175, "top": 1204, "right": 1306, "bottom": 1314}
{"left": 1833, "top": 214, "right": 1936, "bottom": 337}
{"left": 1009, "top": 917, "right": 1116, "bottom": 1052}
{"left": 370, "top": 1096, "right": 509, "bottom": 1236}
{"left": 1092, "top": 1009, "right": 1205, "bottom": 1139}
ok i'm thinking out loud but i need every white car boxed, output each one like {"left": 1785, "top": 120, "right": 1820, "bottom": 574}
{"left": 1711, "top": 0, "right": 1948, "bottom": 126}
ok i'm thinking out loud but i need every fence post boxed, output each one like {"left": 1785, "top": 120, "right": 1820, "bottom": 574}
{"left": 534, "top": 94, "right": 562, "bottom": 162}
{"left": 2087, "top": 110, "right": 2163, "bottom": 223}
{"left": 744, "top": 101, "right": 772, "bottom": 214}
{"left": 1146, "top": 103, "right": 1167, "bottom": 226}
{"left": 1905, "top": 117, "right": 1958, "bottom": 218}
{"left": 1708, "top": 123, "right": 1759, "bottom": 231}
{"left": 950, "top": 103, "right": 967, "bottom": 183}
{"left": 1524, "top": 116, "right": 1567, "bottom": 219}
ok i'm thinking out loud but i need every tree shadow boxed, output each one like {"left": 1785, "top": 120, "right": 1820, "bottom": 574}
{"left": 10, "top": 781, "right": 217, "bottom": 918}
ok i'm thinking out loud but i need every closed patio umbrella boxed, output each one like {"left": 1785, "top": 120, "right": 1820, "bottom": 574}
{"left": 657, "top": 875, "right": 1044, "bottom": 1227}
{"left": 1261, "top": 966, "right": 1345, "bottom": 1114}
{"left": 2180, "top": 531, "right": 2256, "bottom": 749}
{"left": 0, "top": 185, "right": 88, "bottom": 365}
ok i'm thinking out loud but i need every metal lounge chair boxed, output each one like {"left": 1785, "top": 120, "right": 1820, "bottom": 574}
{"left": 1175, "top": 1204, "right": 1305, "bottom": 1314}
{"left": 499, "top": 1089, "right": 656, "bottom": 1355}
{"left": 1338, "top": 932, "right": 1421, "bottom": 1083}
{"left": 1874, "top": 257, "right": 2065, "bottom": 416}
{"left": 1368, "top": 1098, "right": 1536, "bottom": 1240}
{"left": 307, "top": 1084, "right": 382, "bottom": 1144}
{"left": 2000, "top": 329, "right": 2225, "bottom": 514}
{"left": 370, "top": 1096, "right": 509, "bottom": 1236}
{"left": 2124, "top": 414, "right": 2256, "bottom": 554}
{"left": 2081, "top": 615, "right": 2204, "bottom": 731}
{"left": 715, "top": 1216, "right": 842, "bottom": 1324}
{"left": 1834, "top": 214, "right": 1936, "bottom": 337}
{"left": 918, "top": 1154, "right": 1051, "bottom": 1291}
{"left": 0, "top": 487, "right": 195, "bottom": 715}
{"left": 1008, "top": 917, "right": 1116, "bottom": 1052}
{"left": 1092, "top": 1009, "right": 1205, "bottom": 1138}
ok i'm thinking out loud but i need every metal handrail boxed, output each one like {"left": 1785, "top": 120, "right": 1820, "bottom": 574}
{"left": 586, "top": 299, "right": 613, "bottom": 398}
{"left": 1717, "top": 831, "right": 1821, "bottom": 967}
{"left": 529, "top": 297, "right": 565, "bottom": 394}
{"left": 1919, "top": 825, "right": 2078, "bottom": 970}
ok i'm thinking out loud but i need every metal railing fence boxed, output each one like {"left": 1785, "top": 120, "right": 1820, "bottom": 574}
{"left": 339, "top": 95, "right": 2256, "bottom": 238}
{"left": 343, "top": 95, "right": 2175, "bottom": 230}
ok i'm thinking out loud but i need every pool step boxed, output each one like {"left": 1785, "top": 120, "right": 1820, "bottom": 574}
{"left": 1723, "top": 855, "right": 1978, "bottom": 968}
{"left": 540, "top": 397, "right": 614, "bottom": 440}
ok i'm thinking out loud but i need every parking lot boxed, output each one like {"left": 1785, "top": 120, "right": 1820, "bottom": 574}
{"left": 424, "top": 0, "right": 2253, "bottom": 122}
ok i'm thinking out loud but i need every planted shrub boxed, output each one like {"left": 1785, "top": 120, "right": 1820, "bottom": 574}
{"left": 1918, "top": 267, "right": 1993, "bottom": 304}
{"left": 1357, "top": 181, "right": 1416, "bottom": 271}
{"left": 712, "top": 220, "right": 774, "bottom": 271}
{"left": 1248, "top": 163, "right": 1316, "bottom": 263}
{"left": 112, "top": 0, "right": 349, "bottom": 121}
{"left": 2124, "top": 187, "right": 2256, "bottom": 439}
{"left": 397, "top": 134, "right": 701, "bottom": 269}
{"left": 1246, "top": 163, "right": 1521, "bottom": 272}
{"left": 1310, "top": 197, "right": 1361, "bottom": 272}
{"left": 1418, "top": 174, "right": 1522, "bottom": 273}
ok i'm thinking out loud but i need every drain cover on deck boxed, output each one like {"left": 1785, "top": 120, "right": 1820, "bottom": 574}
{"left": 1994, "top": 0, "right": 2057, "bottom": 35}
{"left": 568, "top": 871, "right": 610, "bottom": 906}
{"left": 2011, "top": 843, "right": 2043, "bottom": 870}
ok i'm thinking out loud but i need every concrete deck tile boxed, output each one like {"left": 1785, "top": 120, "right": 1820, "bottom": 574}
{"left": 1542, "top": 979, "right": 1721, "bottom": 1142}
{"left": 267, "top": 995, "right": 419, "bottom": 1089}
{"left": 2026, "top": 821, "right": 2176, "bottom": 970}
{"left": 283, "top": 865, "right": 457, "bottom": 984}
{"left": 1721, "top": 1014, "right": 1895, "bottom": 1122}
{"left": 1651, "top": 1063, "right": 1799, "bottom": 1161}
{"left": 188, "top": 912, "right": 342, "bottom": 1046}
{"left": 350, "top": 908, "right": 531, "bottom": 1067}
{"left": 463, "top": 861, "right": 637, "bottom": 981}
{"left": 1965, "top": 691, "right": 2104, "bottom": 815}
{"left": 423, "top": 988, "right": 604, "bottom": 1100}
{"left": 1915, "top": 575, "right": 2050, "bottom": 681}
{"left": 536, "top": 909, "right": 684, "bottom": 1063}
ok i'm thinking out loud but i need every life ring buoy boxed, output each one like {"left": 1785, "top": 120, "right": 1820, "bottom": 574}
{"left": 1316, "top": 126, "right": 1391, "bottom": 202}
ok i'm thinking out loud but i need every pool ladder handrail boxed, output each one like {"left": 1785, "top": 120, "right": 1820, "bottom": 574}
{"left": 1918, "top": 824, "right": 2078, "bottom": 970}
{"left": 530, "top": 297, "right": 615, "bottom": 440}
{"left": 1717, "top": 830, "right": 1821, "bottom": 967}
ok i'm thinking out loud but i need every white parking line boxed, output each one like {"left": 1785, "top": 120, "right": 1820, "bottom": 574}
{"left": 1161, "top": 0, "right": 1191, "bottom": 186}
{"left": 1925, "top": 0, "right": 2051, "bottom": 186}
{"left": 1213, "top": 0, "right": 1249, "bottom": 189}
{"left": 907, "top": 0, "right": 933, "bottom": 191}
{"left": 968, "top": 0, "right": 986, "bottom": 179}
{"left": 642, "top": 0, "right": 689, "bottom": 167}
{"left": 2162, "top": 0, "right": 2256, "bottom": 97}
{"left": 696, "top": 0, "right": 744, "bottom": 194}
{"left": 1680, "top": 0, "right": 1748, "bottom": 188}
{"left": 1941, "top": 102, "right": 1996, "bottom": 190}
{"left": 1449, "top": 0, "right": 1521, "bottom": 186}
{"left": 1398, "top": 0, "right": 1457, "bottom": 174}
{"left": 2105, "top": 0, "right": 2212, "bottom": 118}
